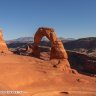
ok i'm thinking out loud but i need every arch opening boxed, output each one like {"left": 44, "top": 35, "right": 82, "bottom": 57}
{"left": 39, "top": 36, "right": 51, "bottom": 60}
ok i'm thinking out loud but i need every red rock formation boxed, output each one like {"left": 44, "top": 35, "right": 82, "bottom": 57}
{"left": 0, "top": 30, "right": 9, "bottom": 52}
{"left": 33, "top": 27, "right": 71, "bottom": 72}
{"left": 33, "top": 27, "right": 68, "bottom": 59}
{"left": 50, "top": 39, "right": 68, "bottom": 59}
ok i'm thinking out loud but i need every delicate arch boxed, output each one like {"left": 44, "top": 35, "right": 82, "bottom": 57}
{"left": 34, "top": 27, "right": 57, "bottom": 45}
{"left": 33, "top": 27, "right": 68, "bottom": 59}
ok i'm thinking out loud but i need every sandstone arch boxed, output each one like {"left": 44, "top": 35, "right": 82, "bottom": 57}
{"left": 33, "top": 27, "right": 68, "bottom": 59}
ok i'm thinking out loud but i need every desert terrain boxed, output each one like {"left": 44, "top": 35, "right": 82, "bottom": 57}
{"left": 0, "top": 53, "right": 96, "bottom": 96}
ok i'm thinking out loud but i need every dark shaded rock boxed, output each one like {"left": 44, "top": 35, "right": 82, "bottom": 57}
{"left": 67, "top": 50, "right": 96, "bottom": 74}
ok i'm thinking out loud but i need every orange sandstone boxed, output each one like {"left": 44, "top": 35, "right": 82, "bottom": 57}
{"left": 0, "top": 30, "right": 9, "bottom": 52}
{"left": 33, "top": 27, "right": 70, "bottom": 71}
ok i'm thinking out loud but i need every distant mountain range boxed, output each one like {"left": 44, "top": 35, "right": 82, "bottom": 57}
{"left": 6, "top": 37, "right": 34, "bottom": 44}
{"left": 6, "top": 37, "right": 75, "bottom": 44}
{"left": 64, "top": 37, "right": 96, "bottom": 50}
{"left": 6, "top": 37, "right": 96, "bottom": 49}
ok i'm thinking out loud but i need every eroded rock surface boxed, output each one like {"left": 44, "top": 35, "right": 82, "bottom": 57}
{"left": 67, "top": 50, "right": 96, "bottom": 74}
{"left": 32, "top": 27, "right": 71, "bottom": 72}
{"left": 0, "top": 30, "right": 9, "bottom": 52}
{"left": 33, "top": 27, "right": 68, "bottom": 59}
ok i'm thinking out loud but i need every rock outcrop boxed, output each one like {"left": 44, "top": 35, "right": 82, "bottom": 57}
{"left": 67, "top": 50, "right": 96, "bottom": 74}
{"left": 33, "top": 27, "right": 68, "bottom": 59}
{"left": 0, "top": 30, "right": 9, "bottom": 52}
{"left": 50, "top": 39, "right": 68, "bottom": 59}
{"left": 33, "top": 27, "right": 71, "bottom": 72}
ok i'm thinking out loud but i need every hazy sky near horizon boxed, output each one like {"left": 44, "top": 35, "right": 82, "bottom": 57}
{"left": 0, "top": 0, "right": 96, "bottom": 40}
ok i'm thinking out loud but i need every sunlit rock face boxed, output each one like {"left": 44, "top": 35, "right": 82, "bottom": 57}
{"left": 33, "top": 27, "right": 71, "bottom": 72}
{"left": 0, "top": 30, "right": 9, "bottom": 52}
{"left": 33, "top": 27, "right": 68, "bottom": 59}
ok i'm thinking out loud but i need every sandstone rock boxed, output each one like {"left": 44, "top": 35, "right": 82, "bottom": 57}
{"left": 50, "top": 39, "right": 68, "bottom": 59}
{"left": 33, "top": 27, "right": 68, "bottom": 59}
{"left": 0, "top": 30, "right": 9, "bottom": 53}
{"left": 67, "top": 50, "right": 96, "bottom": 74}
{"left": 57, "top": 59, "right": 71, "bottom": 72}
{"left": 76, "top": 78, "right": 89, "bottom": 83}
{"left": 32, "top": 45, "right": 40, "bottom": 57}
{"left": 50, "top": 59, "right": 71, "bottom": 72}
{"left": 34, "top": 27, "right": 54, "bottom": 45}
{"left": 32, "top": 27, "right": 71, "bottom": 72}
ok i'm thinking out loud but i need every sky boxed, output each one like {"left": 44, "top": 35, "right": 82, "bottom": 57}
{"left": 0, "top": 0, "right": 96, "bottom": 40}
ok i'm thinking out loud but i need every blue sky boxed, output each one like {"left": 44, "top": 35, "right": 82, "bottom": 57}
{"left": 0, "top": 0, "right": 96, "bottom": 40}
